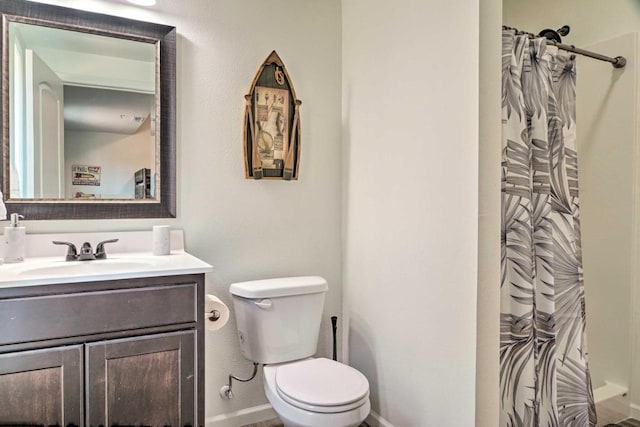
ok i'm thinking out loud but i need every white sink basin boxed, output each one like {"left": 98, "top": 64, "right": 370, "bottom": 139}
{"left": 18, "top": 258, "right": 156, "bottom": 276}
{"left": 0, "top": 230, "right": 213, "bottom": 289}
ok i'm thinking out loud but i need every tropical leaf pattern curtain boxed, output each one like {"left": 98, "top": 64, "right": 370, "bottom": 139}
{"left": 500, "top": 29, "right": 596, "bottom": 427}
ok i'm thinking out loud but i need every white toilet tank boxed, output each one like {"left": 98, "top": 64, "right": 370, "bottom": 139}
{"left": 229, "top": 276, "right": 328, "bottom": 364}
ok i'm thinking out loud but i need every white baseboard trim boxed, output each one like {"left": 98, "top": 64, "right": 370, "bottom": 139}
{"left": 366, "top": 410, "right": 395, "bottom": 427}
{"left": 630, "top": 402, "right": 640, "bottom": 420}
{"left": 206, "top": 404, "right": 392, "bottom": 427}
{"left": 206, "top": 403, "right": 277, "bottom": 427}
{"left": 593, "top": 381, "right": 628, "bottom": 404}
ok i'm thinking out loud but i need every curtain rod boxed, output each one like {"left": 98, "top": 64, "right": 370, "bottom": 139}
{"left": 502, "top": 25, "right": 626, "bottom": 68}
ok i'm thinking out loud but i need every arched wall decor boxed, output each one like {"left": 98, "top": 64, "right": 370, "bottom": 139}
{"left": 243, "top": 51, "right": 301, "bottom": 180}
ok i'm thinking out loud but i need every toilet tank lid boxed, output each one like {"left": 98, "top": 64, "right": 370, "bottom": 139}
{"left": 229, "top": 276, "right": 328, "bottom": 298}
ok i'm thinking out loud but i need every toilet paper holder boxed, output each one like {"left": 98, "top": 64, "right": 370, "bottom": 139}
{"left": 206, "top": 309, "right": 221, "bottom": 322}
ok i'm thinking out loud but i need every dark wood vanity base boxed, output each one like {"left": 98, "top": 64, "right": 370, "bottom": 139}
{"left": 0, "top": 273, "right": 205, "bottom": 427}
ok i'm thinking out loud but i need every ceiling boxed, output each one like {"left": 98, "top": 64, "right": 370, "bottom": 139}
{"left": 64, "top": 85, "right": 154, "bottom": 134}
{"left": 11, "top": 21, "right": 155, "bottom": 62}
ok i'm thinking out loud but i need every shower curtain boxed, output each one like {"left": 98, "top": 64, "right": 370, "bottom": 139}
{"left": 500, "top": 29, "right": 596, "bottom": 427}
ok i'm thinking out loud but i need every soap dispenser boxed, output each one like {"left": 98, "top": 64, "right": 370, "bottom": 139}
{"left": 3, "top": 213, "right": 25, "bottom": 263}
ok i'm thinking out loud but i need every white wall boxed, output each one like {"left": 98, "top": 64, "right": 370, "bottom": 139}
{"left": 502, "top": 0, "right": 640, "bottom": 49}
{"left": 22, "top": 0, "right": 343, "bottom": 422}
{"left": 65, "top": 119, "right": 154, "bottom": 199}
{"left": 342, "top": 0, "right": 479, "bottom": 425}
{"left": 477, "top": 0, "right": 502, "bottom": 424}
{"left": 578, "top": 33, "right": 637, "bottom": 395}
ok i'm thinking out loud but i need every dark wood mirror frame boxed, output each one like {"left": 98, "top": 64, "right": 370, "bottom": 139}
{"left": 0, "top": 0, "right": 176, "bottom": 219}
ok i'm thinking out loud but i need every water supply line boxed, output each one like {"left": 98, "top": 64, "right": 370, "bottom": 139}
{"left": 220, "top": 362, "right": 259, "bottom": 399}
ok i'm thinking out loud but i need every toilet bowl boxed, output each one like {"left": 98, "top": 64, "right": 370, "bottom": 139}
{"left": 263, "top": 358, "right": 370, "bottom": 427}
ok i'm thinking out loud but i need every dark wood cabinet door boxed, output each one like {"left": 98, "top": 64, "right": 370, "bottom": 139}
{"left": 0, "top": 345, "right": 83, "bottom": 426}
{"left": 86, "top": 331, "right": 195, "bottom": 427}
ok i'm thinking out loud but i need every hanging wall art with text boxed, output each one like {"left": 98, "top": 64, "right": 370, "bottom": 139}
{"left": 243, "top": 51, "right": 301, "bottom": 180}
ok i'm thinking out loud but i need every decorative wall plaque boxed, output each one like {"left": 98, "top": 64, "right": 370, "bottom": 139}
{"left": 243, "top": 51, "right": 301, "bottom": 180}
{"left": 72, "top": 165, "right": 101, "bottom": 186}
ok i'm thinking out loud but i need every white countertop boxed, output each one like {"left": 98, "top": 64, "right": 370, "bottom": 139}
{"left": 0, "top": 251, "right": 213, "bottom": 288}
{"left": 0, "top": 229, "right": 213, "bottom": 288}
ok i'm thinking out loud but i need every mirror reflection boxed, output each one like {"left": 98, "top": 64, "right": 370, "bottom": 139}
{"left": 8, "top": 21, "right": 157, "bottom": 200}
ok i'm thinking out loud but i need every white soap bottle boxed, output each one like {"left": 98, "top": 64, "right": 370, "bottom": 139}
{"left": 3, "top": 213, "right": 25, "bottom": 263}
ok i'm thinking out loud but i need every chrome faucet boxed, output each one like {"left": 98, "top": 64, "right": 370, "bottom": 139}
{"left": 79, "top": 242, "right": 96, "bottom": 261}
{"left": 53, "top": 239, "right": 119, "bottom": 261}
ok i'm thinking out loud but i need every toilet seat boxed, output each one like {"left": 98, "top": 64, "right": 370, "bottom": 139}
{"left": 273, "top": 358, "right": 369, "bottom": 414}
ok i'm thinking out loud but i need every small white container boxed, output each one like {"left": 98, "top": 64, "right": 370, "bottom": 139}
{"left": 152, "top": 225, "right": 171, "bottom": 256}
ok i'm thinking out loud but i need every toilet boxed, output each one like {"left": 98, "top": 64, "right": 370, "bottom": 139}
{"left": 230, "top": 276, "right": 371, "bottom": 427}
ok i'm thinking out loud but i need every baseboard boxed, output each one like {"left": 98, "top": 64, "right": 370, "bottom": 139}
{"left": 593, "top": 381, "right": 628, "bottom": 404}
{"left": 206, "top": 403, "right": 277, "bottom": 427}
{"left": 366, "top": 410, "right": 395, "bottom": 427}
{"left": 631, "top": 402, "right": 640, "bottom": 420}
{"left": 206, "top": 404, "right": 391, "bottom": 427}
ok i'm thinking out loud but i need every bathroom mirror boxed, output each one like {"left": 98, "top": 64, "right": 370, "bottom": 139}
{"left": 0, "top": 0, "right": 176, "bottom": 219}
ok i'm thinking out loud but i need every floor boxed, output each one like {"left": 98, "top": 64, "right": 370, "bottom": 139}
{"left": 618, "top": 419, "right": 640, "bottom": 427}
{"left": 244, "top": 417, "right": 640, "bottom": 427}
{"left": 243, "top": 419, "right": 370, "bottom": 427}
{"left": 242, "top": 420, "right": 283, "bottom": 427}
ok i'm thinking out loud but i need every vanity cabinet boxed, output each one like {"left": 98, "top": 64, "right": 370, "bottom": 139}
{"left": 0, "top": 274, "right": 205, "bottom": 427}
{"left": 0, "top": 345, "right": 83, "bottom": 425}
{"left": 87, "top": 331, "right": 195, "bottom": 426}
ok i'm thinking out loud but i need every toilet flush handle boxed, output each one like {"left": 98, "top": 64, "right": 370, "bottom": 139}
{"left": 254, "top": 299, "right": 272, "bottom": 309}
